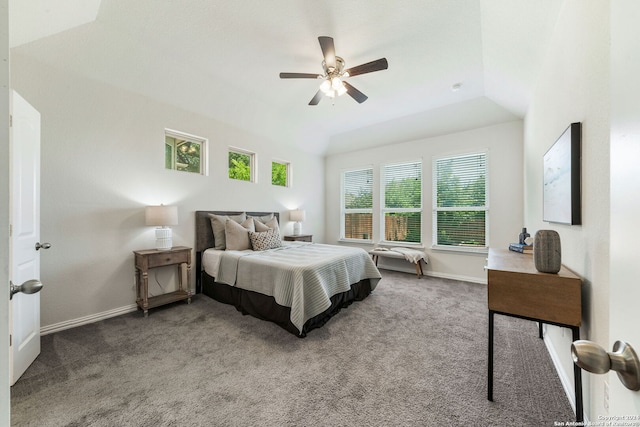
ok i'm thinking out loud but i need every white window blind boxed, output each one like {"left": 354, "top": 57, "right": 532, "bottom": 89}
{"left": 342, "top": 168, "right": 373, "bottom": 240}
{"left": 382, "top": 161, "right": 422, "bottom": 244}
{"left": 433, "top": 152, "right": 488, "bottom": 248}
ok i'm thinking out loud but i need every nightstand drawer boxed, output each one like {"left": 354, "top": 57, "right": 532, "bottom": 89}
{"left": 145, "top": 249, "right": 189, "bottom": 268}
{"left": 284, "top": 234, "right": 312, "bottom": 242}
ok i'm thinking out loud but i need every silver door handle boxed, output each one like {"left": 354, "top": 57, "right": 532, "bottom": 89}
{"left": 35, "top": 242, "right": 51, "bottom": 250}
{"left": 572, "top": 340, "right": 640, "bottom": 391}
{"left": 9, "top": 279, "right": 43, "bottom": 300}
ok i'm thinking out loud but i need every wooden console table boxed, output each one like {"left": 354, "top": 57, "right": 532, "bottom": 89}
{"left": 486, "top": 248, "right": 583, "bottom": 423}
{"left": 134, "top": 246, "right": 192, "bottom": 316}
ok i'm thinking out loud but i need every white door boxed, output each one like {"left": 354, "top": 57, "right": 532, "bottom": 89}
{"left": 9, "top": 90, "right": 42, "bottom": 385}
{"left": 610, "top": 0, "right": 640, "bottom": 416}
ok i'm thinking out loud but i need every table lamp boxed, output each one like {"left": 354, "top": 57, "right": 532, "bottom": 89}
{"left": 145, "top": 205, "right": 178, "bottom": 250}
{"left": 289, "top": 209, "right": 306, "bottom": 235}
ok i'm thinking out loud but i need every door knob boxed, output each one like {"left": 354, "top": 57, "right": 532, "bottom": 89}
{"left": 9, "top": 279, "right": 43, "bottom": 300}
{"left": 35, "top": 242, "right": 51, "bottom": 250}
{"left": 572, "top": 340, "right": 640, "bottom": 391}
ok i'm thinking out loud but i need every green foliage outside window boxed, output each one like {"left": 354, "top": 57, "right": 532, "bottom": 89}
{"left": 343, "top": 168, "right": 373, "bottom": 240}
{"left": 383, "top": 162, "right": 422, "bottom": 244}
{"left": 272, "top": 162, "right": 288, "bottom": 186}
{"left": 345, "top": 188, "right": 372, "bottom": 209}
{"left": 165, "top": 135, "right": 203, "bottom": 174}
{"left": 229, "top": 151, "right": 252, "bottom": 181}
{"left": 435, "top": 154, "right": 487, "bottom": 247}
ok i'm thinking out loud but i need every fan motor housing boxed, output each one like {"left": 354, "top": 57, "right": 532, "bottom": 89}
{"left": 322, "top": 56, "right": 345, "bottom": 77}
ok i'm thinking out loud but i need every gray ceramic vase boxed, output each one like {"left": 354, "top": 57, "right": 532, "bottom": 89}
{"left": 533, "top": 230, "right": 561, "bottom": 273}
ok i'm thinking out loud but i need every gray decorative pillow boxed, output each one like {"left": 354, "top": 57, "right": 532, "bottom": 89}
{"left": 225, "top": 217, "right": 255, "bottom": 251}
{"left": 254, "top": 216, "right": 279, "bottom": 233}
{"left": 266, "top": 216, "right": 280, "bottom": 231}
{"left": 249, "top": 228, "right": 282, "bottom": 251}
{"left": 254, "top": 219, "right": 270, "bottom": 232}
{"left": 249, "top": 213, "right": 274, "bottom": 224}
{"left": 208, "top": 212, "right": 246, "bottom": 250}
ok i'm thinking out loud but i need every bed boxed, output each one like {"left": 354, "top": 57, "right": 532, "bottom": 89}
{"left": 195, "top": 210, "right": 381, "bottom": 337}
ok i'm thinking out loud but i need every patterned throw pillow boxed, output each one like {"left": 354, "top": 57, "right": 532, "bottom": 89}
{"left": 249, "top": 228, "right": 282, "bottom": 251}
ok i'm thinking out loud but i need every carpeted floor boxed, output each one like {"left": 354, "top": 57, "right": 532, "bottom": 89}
{"left": 11, "top": 269, "right": 574, "bottom": 426}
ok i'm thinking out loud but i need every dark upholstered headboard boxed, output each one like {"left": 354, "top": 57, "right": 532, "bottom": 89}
{"left": 194, "top": 211, "right": 280, "bottom": 253}
{"left": 194, "top": 211, "right": 280, "bottom": 292}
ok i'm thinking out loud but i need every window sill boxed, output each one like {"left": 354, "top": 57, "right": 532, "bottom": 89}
{"left": 338, "top": 238, "right": 374, "bottom": 245}
{"left": 377, "top": 241, "right": 425, "bottom": 250}
{"left": 431, "top": 245, "right": 488, "bottom": 255}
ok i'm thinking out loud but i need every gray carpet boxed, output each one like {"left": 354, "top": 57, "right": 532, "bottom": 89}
{"left": 11, "top": 270, "right": 574, "bottom": 426}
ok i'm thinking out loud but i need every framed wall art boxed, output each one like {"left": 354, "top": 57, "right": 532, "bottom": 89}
{"left": 543, "top": 122, "right": 581, "bottom": 225}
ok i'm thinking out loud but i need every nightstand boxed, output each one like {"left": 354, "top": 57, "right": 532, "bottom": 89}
{"left": 133, "top": 246, "right": 192, "bottom": 316}
{"left": 284, "top": 234, "right": 313, "bottom": 242}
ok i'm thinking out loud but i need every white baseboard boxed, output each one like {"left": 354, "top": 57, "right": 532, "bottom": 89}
{"left": 38, "top": 269, "right": 486, "bottom": 337}
{"left": 544, "top": 329, "right": 589, "bottom": 423}
{"left": 426, "top": 270, "right": 486, "bottom": 284}
{"left": 379, "top": 264, "right": 487, "bottom": 284}
{"left": 40, "top": 304, "right": 138, "bottom": 336}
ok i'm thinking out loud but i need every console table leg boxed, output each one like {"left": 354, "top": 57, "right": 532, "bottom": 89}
{"left": 488, "top": 310, "right": 494, "bottom": 401}
{"left": 539, "top": 322, "right": 544, "bottom": 339}
{"left": 572, "top": 326, "right": 583, "bottom": 423}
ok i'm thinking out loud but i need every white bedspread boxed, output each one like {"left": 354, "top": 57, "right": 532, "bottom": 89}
{"left": 210, "top": 242, "right": 381, "bottom": 334}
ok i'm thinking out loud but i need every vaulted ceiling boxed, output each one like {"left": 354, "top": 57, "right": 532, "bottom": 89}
{"left": 9, "top": 0, "right": 563, "bottom": 155}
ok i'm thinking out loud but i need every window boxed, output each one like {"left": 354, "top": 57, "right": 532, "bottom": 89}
{"left": 382, "top": 161, "right": 422, "bottom": 244}
{"left": 342, "top": 168, "right": 373, "bottom": 240}
{"left": 165, "top": 129, "right": 207, "bottom": 175}
{"left": 228, "top": 148, "right": 255, "bottom": 182}
{"left": 271, "top": 160, "right": 289, "bottom": 187}
{"left": 433, "top": 152, "right": 488, "bottom": 249}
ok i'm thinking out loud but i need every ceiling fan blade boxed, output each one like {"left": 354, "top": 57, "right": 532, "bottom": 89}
{"left": 308, "top": 90, "right": 323, "bottom": 106}
{"left": 343, "top": 82, "right": 368, "bottom": 104}
{"left": 280, "top": 72, "right": 320, "bottom": 79}
{"left": 345, "top": 58, "right": 388, "bottom": 77}
{"left": 318, "top": 36, "right": 336, "bottom": 69}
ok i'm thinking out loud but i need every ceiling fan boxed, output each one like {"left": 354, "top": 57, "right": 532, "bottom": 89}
{"left": 279, "top": 36, "right": 388, "bottom": 105}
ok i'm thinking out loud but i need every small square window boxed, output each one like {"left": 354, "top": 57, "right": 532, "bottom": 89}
{"left": 271, "top": 160, "right": 290, "bottom": 187}
{"left": 165, "top": 129, "right": 207, "bottom": 175}
{"left": 228, "top": 147, "right": 255, "bottom": 182}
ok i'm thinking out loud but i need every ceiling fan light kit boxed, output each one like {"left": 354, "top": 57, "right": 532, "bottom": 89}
{"left": 280, "top": 36, "right": 388, "bottom": 105}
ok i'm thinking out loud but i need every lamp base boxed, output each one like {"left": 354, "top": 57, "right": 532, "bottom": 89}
{"left": 155, "top": 227, "right": 173, "bottom": 250}
{"left": 293, "top": 222, "right": 302, "bottom": 236}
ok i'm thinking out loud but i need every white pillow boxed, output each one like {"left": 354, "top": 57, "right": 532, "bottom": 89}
{"left": 249, "top": 228, "right": 282, "bottom": 251}
{"left": 225, "top": 217, "right": 255, "bottom": 251}
{"left": 208, "top": 212, "right": 246, "bottom": 250}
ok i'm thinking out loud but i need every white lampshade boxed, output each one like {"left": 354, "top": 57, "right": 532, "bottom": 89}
{"left": 319, "top": 79, "right": 331, "bottom": 94}
{"left": 290, "top": 209, "right": 305, "bottom": 236}
{"left": 289, "top": 209, "right": 306, "bottom": 222}
{"left": 145, "top": 205, "right": 178, "bottom": 250}
{"left": 145, "top": 205, "right": 178, "bottom": 226}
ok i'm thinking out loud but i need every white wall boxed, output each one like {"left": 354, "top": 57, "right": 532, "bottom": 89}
{"left": 10, "top": 53, "right": 325, "bottom": 330}
{"left": 325, "top": 121, "right": 523, "bottom": 283}
{"left": 523, "top": 0, "right": 610, "bottom": 420}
